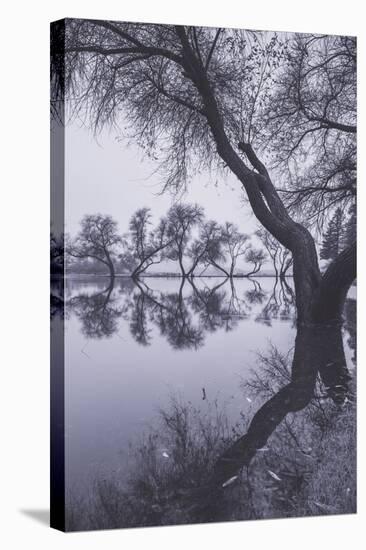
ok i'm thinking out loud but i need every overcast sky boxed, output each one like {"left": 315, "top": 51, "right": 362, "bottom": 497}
{"left": 65, "top": 120, "right": 259, "bottom": 238}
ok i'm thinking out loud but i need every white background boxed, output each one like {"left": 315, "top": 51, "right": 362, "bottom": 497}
{"left": 1, "top": 1, "right": 364, "bottom": 548}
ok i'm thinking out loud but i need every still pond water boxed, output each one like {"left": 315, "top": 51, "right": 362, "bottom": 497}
{"left": 52, "top": 276, "right": 356, "bottom": 527}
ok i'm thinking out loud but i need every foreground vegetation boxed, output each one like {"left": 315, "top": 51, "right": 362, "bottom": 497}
{"left": 66, "top": 345, "right": 356, "bottom": 530}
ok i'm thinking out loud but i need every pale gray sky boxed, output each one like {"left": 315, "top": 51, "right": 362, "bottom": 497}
{"left": 65, "top": 120, "right": 259, "bottom": 238}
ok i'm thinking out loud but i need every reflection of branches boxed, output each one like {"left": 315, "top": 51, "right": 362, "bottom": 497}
{"left": 126, "top": 277, "right": 269, "bottom": 348}
{"left": 221, "top": 279, "right": 249, "bottom": 322}
{"left": 68, "top": 277, "right": 296, "bottom": 348}
{"left": 245, "top": 279, "right": 266, "bottom": 305}
{"left": 213, "top": 323, "right": 352, "bottom": 487}
{"left": 256, "top": 278, "right": 295, "bottom": 325}
{"left": 157, "top": 288, "right": 204, "bottom": 351}
{"left": 122, "top": 277, "right": 293, "bottom": 348}
{"left": 188, "top": 278, "right": 230, "bottom": 334}
{"left": 245, "top": 344, "right": 293, "bottom": 399}
{"left": 68, "top": 280, "right": 123, "bottom": 338}
{"left": 128, "top": 290, "right": 152, "bottom": 346}
{"left": 67, "top": 330, "right": 355, "bottom": 531}
{"left": 51, "top": 278, "right": 65, "bottom": 320}
{"left": 128, "top": 279, "right": 204, "bottom": 350}
{"left": 64, "top": 282, "right": 355, "bottom": 529}
{"left": 256, "top": 227, "right": 293, "bottom": 278}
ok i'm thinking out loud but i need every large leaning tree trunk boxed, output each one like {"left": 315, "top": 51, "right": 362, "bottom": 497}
{"left": 53, "top": 22, "right": 356, "bottom": 485}
{"left": 173, "top": 27, "right": 355, "bottom": 325}
{"left": 209, "top": 320, "right": 351, "bottom": 489}
{"left": 55, "top": 23, "right": 356, "bottom": 325}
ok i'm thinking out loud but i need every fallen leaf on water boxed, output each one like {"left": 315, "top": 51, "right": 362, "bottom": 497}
{"left": 222, "top": 475, "right": 238, "bottom": 488}
{"left": 267, "top": 470, "right": 281, "bottom": 481}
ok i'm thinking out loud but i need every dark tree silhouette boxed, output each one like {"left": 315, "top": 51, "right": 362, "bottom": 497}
{"left": 166, "top": 203, "right": 204, "bottom": 277}
{"left": 220, "top": 222, "right": 250, "bottom": 277}
{"left": 186, "top": 220, "right": 222, "bottom": 277}
{"left": 131, "top": 279, "right": 205, "bottom": 350}
{"left": 243, "top": 247, "right": 266, "bottom": 277}
{"left": 260, "top": 35, "right": 356, "bottom": 228}
{"left": 51, "top": 24, "right": 357, "bottom": 517}
{"left": 68, "top": 280, "right": 123, "bottom": 339}
{"left": 212, "top": 323, "right": 351, "bottom": 486}
{"left": 201, "top": 222, "right": 250, "bottom": 278}
{"left": 255, "top": 278, "right": 295, "bottom": 326}
{"left": 128, "top": 208, "right": 171, "bottom": 278}
{"left": 69, "top": 214, "right": 121, "bottom": 279}
{"left": 256, "top": 227, "right": 293, "bottom": 279}
{"left": 52, "top": 22, "right": 356, "bottom": 327}
{"left": 245, "top": 279, "right": 266, "bottom": 305}
{"left": 50, "top": 232, "right": 64, "bottom": 276}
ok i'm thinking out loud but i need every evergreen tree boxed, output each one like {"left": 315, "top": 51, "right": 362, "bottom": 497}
{"left": 320, "top": 208, "right": 345, "bottom": 261}
{"left": 343, "top": 204, "right": 356, "bottom": 249}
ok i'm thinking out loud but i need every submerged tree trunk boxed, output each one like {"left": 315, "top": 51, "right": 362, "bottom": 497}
{"left": 208, "top": 242, "right": 355, "bottom": 487}
{"left": 212, "top": 321, "right": 351, "bottom": 487}
{"left": 175, "top": 26, "right": 332, "bottom": 323}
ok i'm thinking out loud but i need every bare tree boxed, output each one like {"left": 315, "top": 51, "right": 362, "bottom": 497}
{"left": 57, "top": 23, "right": 355, "bottom": 321}
{"left": 186, "top": 220, "right": 222, "bottom": 277}
{"left": 68, "top": 214, "right": 121, "bottom": 278}
{"left": 166, "top": 203, "right": 204, "bottom": 277}
{"left": 53, "top": 21, "right": 356, "bottom": 385}
{"left": 243, "top": 247, "right": 266, "bottom": 277}
{"left": 256, "top": 227, "right": 293, "bottom": 279}
{"left": 259, "top": 34, "right": 356, "bottom": 229}
{"left": 128, "top": 208, "right": 171, "bottom": 278}
{"left": 203, "top": 222, "right": 249, "bottom": 278}
{"left": 221, "top": 222, "right": 250, "bottom": 277}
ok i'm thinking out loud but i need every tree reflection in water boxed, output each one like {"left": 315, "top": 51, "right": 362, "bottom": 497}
{"left": 67, "top": 279, "right": 124, "bottom": 339}
{"left": 67, "top": 276, "right": 292, "bottom": 348}
{"left": 64, "top": 277, "right": 356, "bottom": 530}
{"left": 51, "top": 278, "right": 65, "bottom": 320}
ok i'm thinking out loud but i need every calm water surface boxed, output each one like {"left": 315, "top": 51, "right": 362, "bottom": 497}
{"left": 55, "top": 276, "right": 355, "bottom": 518}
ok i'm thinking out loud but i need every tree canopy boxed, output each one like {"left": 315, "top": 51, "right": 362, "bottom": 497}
{"left": 52, "top": 20, "right": 356, "bottom": 323}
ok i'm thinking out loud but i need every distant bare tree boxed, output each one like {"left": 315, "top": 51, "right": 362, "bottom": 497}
{"left": 53, "top": 22, "right": 356, "bottom": 328}
{"left": 221, "top": 222, "right": 251, "bottom": 277}
{"left": 69, "top": 214, "right": 121, "bottom": 278}
{"left": 166, "top": 203, "right": 204, "bottom": 277}
{"left": 204, "top": 222, "right": 250, "bottom": 277}
{"left": 128, "top": 208, "right": 171, "bottom": 278}
{"left": 256, "top": 228, "right": 292, "bottom": 279}
{"left": 243, "top": 247, "right": 266, "bottom": 277}
{"left": 186, "top": 220, "right": 222, "bottom": 278}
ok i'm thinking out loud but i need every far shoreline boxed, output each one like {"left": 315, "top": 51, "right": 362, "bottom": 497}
{"left": 60, "top": 273, "right": 294, "bottom": 279}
